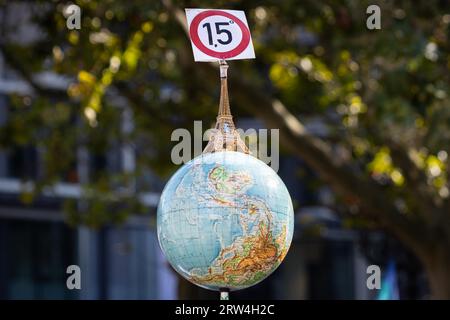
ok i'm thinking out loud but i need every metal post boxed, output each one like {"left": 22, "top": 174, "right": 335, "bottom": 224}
{"left": 220, "top": 288, "right": 230, "bottom": 300}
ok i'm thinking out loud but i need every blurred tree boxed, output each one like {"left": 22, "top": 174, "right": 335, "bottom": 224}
{"left": 0, "top": 0, "right": 449, "bottom": 298}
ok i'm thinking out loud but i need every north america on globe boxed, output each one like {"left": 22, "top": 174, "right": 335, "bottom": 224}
{"left": 157, "top": 151, "right": 294, "bottom": 291}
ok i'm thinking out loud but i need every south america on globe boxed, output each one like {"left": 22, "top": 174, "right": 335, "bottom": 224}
{"left": 157, "top": 62, "right": 294, "bottom": 291}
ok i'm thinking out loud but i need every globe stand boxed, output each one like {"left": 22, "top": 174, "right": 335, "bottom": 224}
{"left": 220, "top": 288, "right": 230, "bottom": 300}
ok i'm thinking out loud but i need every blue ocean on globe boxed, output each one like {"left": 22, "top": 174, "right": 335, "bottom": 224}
{"left": 157, "top": 151, "right": 294, "bottom": 291}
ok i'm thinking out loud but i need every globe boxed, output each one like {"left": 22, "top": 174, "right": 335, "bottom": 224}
{"left": 157, "top": 151, "right": 294, "bottom": 291}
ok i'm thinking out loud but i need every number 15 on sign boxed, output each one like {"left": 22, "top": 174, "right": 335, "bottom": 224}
{"left": 185, "top": 8, "right": 256, "bottom": 62}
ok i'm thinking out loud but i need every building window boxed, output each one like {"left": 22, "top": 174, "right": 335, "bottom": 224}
{"left": 0, "top": 218, "right": 78, "bottom": 299}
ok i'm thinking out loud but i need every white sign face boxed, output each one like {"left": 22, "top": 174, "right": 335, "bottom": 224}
{"left": 185, "top": 8, "right": 255, "bottom": 62}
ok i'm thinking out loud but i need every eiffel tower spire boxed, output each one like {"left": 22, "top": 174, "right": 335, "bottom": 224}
{"left": 203, "top": 61, "right": 249, "bottom": 154}
{"left": 217, "top": 61, "right": 232, "bottom": 121}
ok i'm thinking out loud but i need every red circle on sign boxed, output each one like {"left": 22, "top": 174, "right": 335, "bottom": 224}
{"left": 189, "top": 10, "right": 251, "bottom": 59}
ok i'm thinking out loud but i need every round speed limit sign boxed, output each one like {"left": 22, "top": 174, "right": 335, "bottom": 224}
{"left": 185, "top": 9, "right": 256, "bottom": 61}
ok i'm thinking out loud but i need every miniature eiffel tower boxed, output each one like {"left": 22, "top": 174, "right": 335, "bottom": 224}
{"left": 202, "top": 61, "right": 250, "bottom": 154}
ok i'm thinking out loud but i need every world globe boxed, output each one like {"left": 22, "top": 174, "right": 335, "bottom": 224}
{"left": 157, "top": 151, "right": 294, "bottom": 291}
